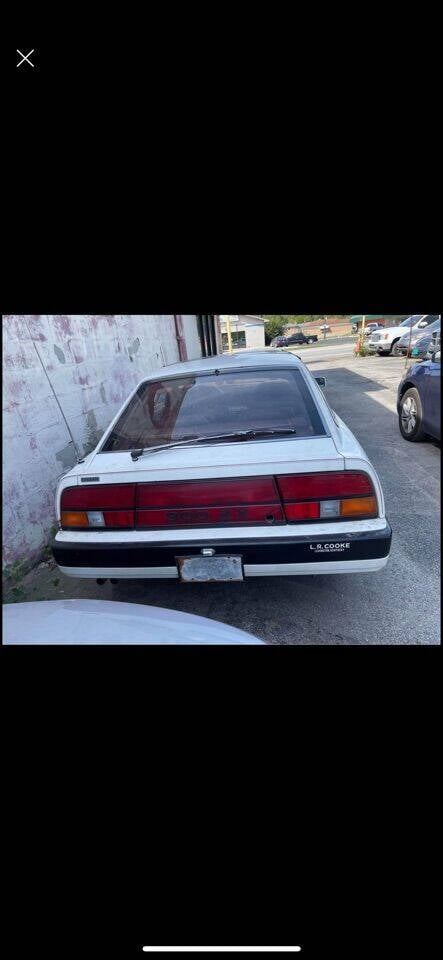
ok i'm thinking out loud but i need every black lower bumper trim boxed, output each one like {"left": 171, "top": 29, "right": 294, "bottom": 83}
{"left": 52, "top": 523, "right": 392, "bottom": 568}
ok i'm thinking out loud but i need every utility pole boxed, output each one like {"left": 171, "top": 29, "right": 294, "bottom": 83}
{"left": 359, "top": 315, "right": 366, "bottom": 352}
{"left": 405, "top": 319, "right": 414, "bottom": 372}
{"left": 226, "top": 316, "right": 233, "bottom": 353}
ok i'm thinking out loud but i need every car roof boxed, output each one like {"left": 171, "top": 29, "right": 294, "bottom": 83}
{"left": 136, "top": 350, "right": 304, "bottom": 385}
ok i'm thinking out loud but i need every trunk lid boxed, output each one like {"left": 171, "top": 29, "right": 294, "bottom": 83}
{"left": 78, "top": 437, "right": 345, "bottom": 485}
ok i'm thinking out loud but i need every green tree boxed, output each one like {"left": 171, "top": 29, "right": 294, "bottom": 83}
{"left": 263, "top": 315, "right": 327, "bottom": 343}
{"left": 263, "top": 316, "right": 287, "bottom": 343}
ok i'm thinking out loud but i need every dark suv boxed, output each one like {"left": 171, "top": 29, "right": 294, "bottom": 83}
{"left": 284, "top": 331, "right": 318, "bottom": 346}
{"left": 270, "top": 336, "right": 288, "bottom": 347}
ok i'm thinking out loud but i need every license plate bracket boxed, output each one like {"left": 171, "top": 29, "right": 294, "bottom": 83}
{"left": 176, "top": 555, "right": 244, "bottom": 582}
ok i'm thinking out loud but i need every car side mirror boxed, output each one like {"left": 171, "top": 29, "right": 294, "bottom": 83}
{"left": 315, "top": 376, "right": 326, "bottom": 386}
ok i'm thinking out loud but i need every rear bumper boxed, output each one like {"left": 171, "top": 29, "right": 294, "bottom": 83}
{"left": 52, "top": 521, "right": 392, "bottom": 578}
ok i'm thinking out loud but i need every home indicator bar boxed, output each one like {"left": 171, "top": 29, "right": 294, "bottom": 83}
{"left": 142, "top": 950, "right": 302, "bottom": 954}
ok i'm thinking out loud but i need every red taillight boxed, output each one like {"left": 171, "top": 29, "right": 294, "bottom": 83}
{"left": 60, "top": 485, "right": 136, "bottom": 529}
{"left": 284, "top": 501, "right": 320, "bottom": 520}
{"left": 276, "top": 472, "right": 373, "bottom": 500}
{"left": 61, "top": 485, "right": 136, "bottom": 509}
{"left": 136, "top": 477, "right": 279, "bottom": 507}
{"left": 102, "top": 510, "right": 136, "bottom": 527}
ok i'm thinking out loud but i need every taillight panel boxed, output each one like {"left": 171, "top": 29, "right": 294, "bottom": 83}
{"left": 59, "top": 472, "right": 378, "bottom": 530}
{"left": 276, "top": 471, "right": 377, "bottom": 523}
{"left": 136, "top": 477, "right": 279, "bottom": 507}
{"left": 136, "top": 504, "right": 285, "bottom": 528}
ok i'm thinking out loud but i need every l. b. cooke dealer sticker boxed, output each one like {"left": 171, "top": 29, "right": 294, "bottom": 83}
{"left": 309, "top": 542, "right": 351, "bottom": 553}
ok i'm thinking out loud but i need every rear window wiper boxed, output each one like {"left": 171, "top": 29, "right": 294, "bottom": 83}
{"left": 130, "top": 428, "right": 296, "bottom": 461}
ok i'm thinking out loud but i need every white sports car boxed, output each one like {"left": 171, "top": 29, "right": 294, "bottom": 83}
{"left": 52, "top": 351, "right": 392, "bottom": 582}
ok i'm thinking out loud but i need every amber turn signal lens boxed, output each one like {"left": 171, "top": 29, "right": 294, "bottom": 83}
{"left": 340, "top": 496, "right": 377, "bottom": 518}
{"left": 61, "top": 510, "right": 89, "bottom": 528}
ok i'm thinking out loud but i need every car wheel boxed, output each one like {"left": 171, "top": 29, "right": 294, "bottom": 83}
{"left": 399, "top": 388, "right": 425, "bottom": 441}
{"left": 389, "top": 340, "right": 399, "bottom": 355}
{"left": 307, "top": 337, "right": 314, "bottom": 344}
{"left": 392, "top": 342, "right": 403, "bottom": 357}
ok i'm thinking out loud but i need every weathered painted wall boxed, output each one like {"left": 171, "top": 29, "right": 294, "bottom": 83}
{"left": 2, "top": 315, "right": 199, "bottom": 571}
{"left": 213, "top": 316, "right": 223, "bottom": 354}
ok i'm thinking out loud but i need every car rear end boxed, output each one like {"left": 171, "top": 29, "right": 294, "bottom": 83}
{"left": 398, "top": 333, "right": 424, "bottom": 357}
{"left": 394, "top": 333, "right": 414, "bottom": 357}
{"left": 368, "top": 330, "right": 391, "bottom": 354}
{"left": 364, "top": 324, "right": 380, "bottom": 338}
{"left": 425, "top": 330, "right": 441, "bottom": 360}
{"left": 410, "top": 321, "right": 441, "bottom": 360}
{"left": 367, "top": 330, "right": 381, "bottom": 352}
{"left": 52, "top": 357, "right": 392, "bottom": 582}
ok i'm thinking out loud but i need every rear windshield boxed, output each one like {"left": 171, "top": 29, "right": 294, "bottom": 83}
{"left": 101, "top": 368, "right": 326, "bottom": 451}
{"left": 415, "top": 319, "right": 440, "bottom": 336}
{"left": 400, "top": 315, "right": 423, "bottom": 327}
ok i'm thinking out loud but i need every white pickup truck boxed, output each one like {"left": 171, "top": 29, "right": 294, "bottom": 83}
{"left": 368, "top": 315, "right": 439, "bottom": 356}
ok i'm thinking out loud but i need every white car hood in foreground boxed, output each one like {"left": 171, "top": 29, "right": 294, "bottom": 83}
{"left": 2, "top": 600, "right": 264, "bottom": 644}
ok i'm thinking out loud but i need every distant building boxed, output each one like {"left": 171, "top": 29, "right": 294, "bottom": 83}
{"left": 220, "top": 315, "right": 267, "bottom": 350}
{"left": 349, "top": 316, "right": 410, "bottom": 331}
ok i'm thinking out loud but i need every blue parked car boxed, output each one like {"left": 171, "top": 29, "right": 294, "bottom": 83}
{"left": 397, "top": 334, "right": 440, "bottom": 442}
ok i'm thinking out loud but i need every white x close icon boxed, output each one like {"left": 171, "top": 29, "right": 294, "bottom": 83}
{"left": 17, "top": 49, "right": 35, "bottom": 68}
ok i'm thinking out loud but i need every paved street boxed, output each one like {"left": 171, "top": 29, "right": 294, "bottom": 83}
{"left": 5, "top": 346, "right": 440, "bottom": 643}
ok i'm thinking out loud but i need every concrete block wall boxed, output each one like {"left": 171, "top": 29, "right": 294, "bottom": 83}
{"left": 2, "top": 315, "right": 194, "bottom": 571}
{"left": 285, "top": 318, "right": 352, "bottom": 337}
{"left": 244, "top": 324, "right": 266, "bottom": 349}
